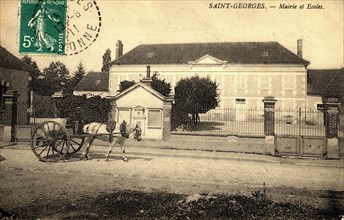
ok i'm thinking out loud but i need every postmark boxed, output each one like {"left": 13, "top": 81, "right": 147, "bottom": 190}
{"left": 66, "top": 0, "right": 101, "bottom": 55}
{"left": 18, "top": 0, "right": 101, "bottom": 56}
{"left": 19, "top": 0, "right": 68, "bottom": 55}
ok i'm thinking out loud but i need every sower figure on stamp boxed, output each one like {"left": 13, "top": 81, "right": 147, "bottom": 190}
{"left": 105, "top": 120, "right": 129, "bottom": 162}
{"left": 28, "top": 1, "right": 60, "bottom": 51}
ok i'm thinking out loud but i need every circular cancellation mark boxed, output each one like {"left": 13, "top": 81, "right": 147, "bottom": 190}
{"left": 66, "top": 0, "right": 101, "bottom": 55}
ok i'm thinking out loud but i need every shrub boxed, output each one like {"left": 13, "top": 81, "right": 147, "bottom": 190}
{"left": 56, "top": 94, "right": 111, "bottom": 124}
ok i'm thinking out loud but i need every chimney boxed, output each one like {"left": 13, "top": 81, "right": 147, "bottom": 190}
{"left": 141, "top": 65, "right": 152, "bottom": 86}
{"left": 115, "top": 40, "right": 123, "bottom": 59}
{"left": 297, "top": 39, "right": 303, "bottom": 58}
{"left": 146, "top": 65, "right": 151, "bottom": 79}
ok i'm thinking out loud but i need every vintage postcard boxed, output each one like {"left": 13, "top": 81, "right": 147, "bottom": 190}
{"left": 0, "top": 0, "right": 343, "bottom": 219}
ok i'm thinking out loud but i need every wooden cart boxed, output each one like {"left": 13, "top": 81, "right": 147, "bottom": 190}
{"left": 30, "top": 120, "right": 119, "bottom": 162}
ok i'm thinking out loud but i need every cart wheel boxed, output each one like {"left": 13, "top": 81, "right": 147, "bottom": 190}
{"left": 68, "top": 137, "right": 85, "bottom": 154}
{"left": 31, "top": 121, "right": 70, "bottom": 162}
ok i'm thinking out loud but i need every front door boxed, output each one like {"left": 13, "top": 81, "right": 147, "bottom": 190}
{"left": 235, "top": 98, "right": 246, "bottom": 121}
{"left": 133, "top": 106, "right": 146, "bottom": 136}
{"left": 133, "top": 119, "right": 145, "bottom": 136}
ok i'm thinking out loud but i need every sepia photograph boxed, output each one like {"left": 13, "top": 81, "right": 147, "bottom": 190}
{"left": 1, "top": 0, "right": 343, "bottom": 219}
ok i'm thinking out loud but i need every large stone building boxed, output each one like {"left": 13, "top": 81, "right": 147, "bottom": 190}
{"left": 107, "top": 40, "right": 309, "bottom": 110}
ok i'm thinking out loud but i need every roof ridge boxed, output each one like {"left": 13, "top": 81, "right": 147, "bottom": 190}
{"left": 308, "top": 69, "right": 342, "bottom": 71}
{"left": 113, "top": 81, "right": 165, "bottom": 100}
{"left": 110, "top": 41, "right": 309, "bottom": 65}
{"left": 0, "top": 46, "right": 36, "bottom": 72}
{"left": 138, "top": 41, "right": 278, "bottom": 46}
{"left": 273, "top": 41, "right": 310, "bottom": 65}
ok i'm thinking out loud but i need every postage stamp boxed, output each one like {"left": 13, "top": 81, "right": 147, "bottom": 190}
{"left": 19, "top": 0, "right": 67, "bottom": 55}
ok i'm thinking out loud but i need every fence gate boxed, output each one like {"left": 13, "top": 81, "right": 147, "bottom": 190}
{"left": 275, "top": 135, "right": 327, "bottom": 157}
{"left": 275, "top": 108, "right": 327, "bottom": 158}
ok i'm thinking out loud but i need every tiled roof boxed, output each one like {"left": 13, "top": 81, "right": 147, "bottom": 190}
{"left": 307, "top": 69, "right": 344, "bottom": 98}
{"left": 73, "top": 72, "right": 108, "bottom": 91}
{"left": 0, "top": 46, "right": 35, "bottom": 72}
{"left": 110, "top": 42, "right": 309, "bottom": 65}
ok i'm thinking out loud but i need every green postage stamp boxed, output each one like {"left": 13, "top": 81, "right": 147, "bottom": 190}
{"left": 19, "top": 0, "right": 67, "bottom": 55}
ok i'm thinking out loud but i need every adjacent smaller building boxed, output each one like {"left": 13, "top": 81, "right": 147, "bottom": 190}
{"left": 306, "top": 68, "right": 344, "bottom": 110}
{"left": 306, "top": 68, "right": 344, "bottom": 130}
{"left": 0, "top": 46, "right": 33, "bottom": 125}
{"left": 109, "top": 78, "right": 173, "bottom": 140}
{"left": 73, "top": 72, "right": 110, "bottom": 98}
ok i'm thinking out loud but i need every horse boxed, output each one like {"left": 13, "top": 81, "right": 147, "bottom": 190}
{"left": 79, "top": 120, "right": 141, "bottom": 162}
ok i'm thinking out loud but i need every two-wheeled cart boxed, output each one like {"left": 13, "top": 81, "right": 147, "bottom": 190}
{"left": 30, "top": 120, "right": 118, "bottom": 162}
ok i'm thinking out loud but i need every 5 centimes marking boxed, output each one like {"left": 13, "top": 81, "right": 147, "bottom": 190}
{"left": 19, "top": 0, "right": 68, "bottom": 55}
{"left": 67, "top": 0, "right": 101, "bottom": 55}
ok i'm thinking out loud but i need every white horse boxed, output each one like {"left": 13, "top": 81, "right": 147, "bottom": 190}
{"left": 79, "top": 120, "right": 141, "bottom": 162}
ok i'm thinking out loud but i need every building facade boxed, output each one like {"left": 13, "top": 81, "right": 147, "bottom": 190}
{"left": 110, "top": 80, "right": 173, "bottom": 140}
{"left": 0, "top": 46, "right": 33, "bottom": 125}
{"left": 108, "top": 41, "right": 309, "bottom": 110}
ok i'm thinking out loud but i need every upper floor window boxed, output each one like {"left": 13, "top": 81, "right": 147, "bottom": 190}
{"left": 259, "top": 75, "right": 269, "bottom": 89}
{"left": 284, "top": 75, "right": 295, "bottom": 90}
{"left": 237, "top": 75, "right": 247, "bottom": 89}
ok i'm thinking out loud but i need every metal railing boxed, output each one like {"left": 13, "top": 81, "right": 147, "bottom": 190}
{"left": 275, "top": 108, "right": 325, "bottom": 137}
{"left": 178, "top": 107, "right": 329, "bottom": 137}
{"left": 181, "top": 107, "right": 264, "bottom": 135}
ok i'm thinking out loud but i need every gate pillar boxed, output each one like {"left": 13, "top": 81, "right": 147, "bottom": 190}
{"left": 2, "top": 91, "right": 20, "bottom": 143}
{"left": 263, "top": 96, "right": 277, "bottom": 136}
{"left": 323, "top": 98, "right": 341, "bottom": 159}
{"left": 262, "top": 96, "right": 277, "bottom": 155}
{"left": 162, "top": 100, "right": 172, "bottom": 141}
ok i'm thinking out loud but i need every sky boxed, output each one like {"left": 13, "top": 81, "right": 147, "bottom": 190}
{"left": 1, "top": 0, "right": 343, "bottom": 73}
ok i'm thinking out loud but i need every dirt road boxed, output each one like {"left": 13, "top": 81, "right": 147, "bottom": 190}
{"left": 0, "top": 143, "right": 343, "bottom": 219}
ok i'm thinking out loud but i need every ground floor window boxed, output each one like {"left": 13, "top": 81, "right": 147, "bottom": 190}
{"left": 235, "top": 98, "right": 246, "bottom": 105}
{"left": 147, "top": 109, "right": 162, "bottom": 128}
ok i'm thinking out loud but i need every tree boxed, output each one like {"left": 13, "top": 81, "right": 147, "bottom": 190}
{"left": 56, "top": 94, "right": 111, "bottom": 124}
{"left": 173, "top": 75, "right": 219, "bottom": 123}
{"left": 21, "top": 55, "right": 42, "bottom": 91}
{"left": 119, "top": 80, "right": 135, "bottom": 92}
{"left": 64, "top": 62, "right": 87, "bottom": 94}
{"left": 151, "top": 73, "right": 171, "bottom": 97}
{"left": 74, "top": 62, "right": 87, "bottom": 81}
{"left": 40, "top": 61, "right": 70, "bottom": 95}
{"left": 118, "top": 73, "right": 171, "bottom": 97}
{"left": 101, "top": 49, "right": 111, "bottom": 72}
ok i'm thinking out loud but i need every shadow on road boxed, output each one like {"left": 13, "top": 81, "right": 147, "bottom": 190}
{"left": 59, "top": 153, "right": 154, "bottom": 163}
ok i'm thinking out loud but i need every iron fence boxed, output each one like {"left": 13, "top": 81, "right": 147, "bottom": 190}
{"left": 182, "top": 107, "right": 264, "bottom": 135}
{"left": 179, "top": 107, "right": 328, "bottom": 137}
{"left": 275, "top": 108, "right": 325, "bottom": 137}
